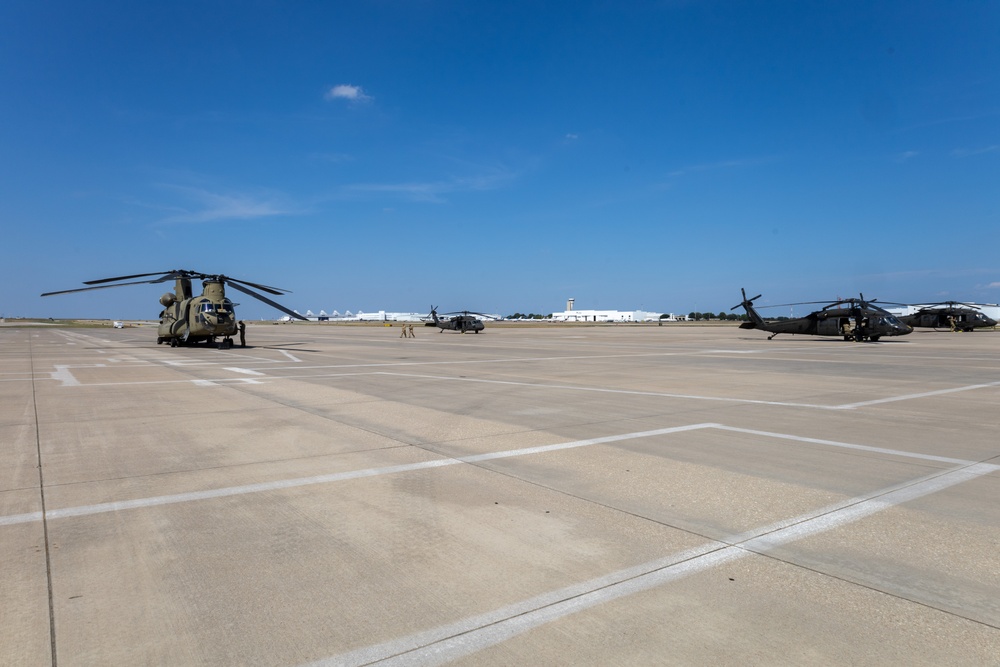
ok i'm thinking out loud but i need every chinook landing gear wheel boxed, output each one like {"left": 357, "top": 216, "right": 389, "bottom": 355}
{"left": 218, "top": 338, "right": 232, "bottom": 350}
{"left": 169, "top": 337, "right": 179, "bottom": 347}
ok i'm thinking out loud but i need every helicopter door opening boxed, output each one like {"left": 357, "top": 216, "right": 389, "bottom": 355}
{"left": 838, "top": 317, "right": 853, "bottom": 337}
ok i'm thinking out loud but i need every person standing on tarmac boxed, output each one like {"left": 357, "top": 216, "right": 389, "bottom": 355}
{"left": 238, "top": 320, "right": 247, "bottom": 347}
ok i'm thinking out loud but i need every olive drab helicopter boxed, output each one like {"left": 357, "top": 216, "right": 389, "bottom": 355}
{"left": 734, "top": 288, "right": 913, "bottom": 341}
{"left": 41, "top": 269, "right": 306, "bottom": 348}
{"left": 891, "top": 302, "right": 997, "bottom": 332}
{"left": 424, "top": 306, "right": 494, "bottom": 333}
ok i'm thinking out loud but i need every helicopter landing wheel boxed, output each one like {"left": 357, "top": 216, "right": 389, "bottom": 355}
{"left": 869, "top": 336, "right": 881, "bottom": 342}
{"left": 157, "top": 337, "right": 164, "bottom": 345}
{"left": 169, "top": 337, "right": 178, "bottom": 348}
{"left": 219, "top": 338, "right": 232, "bottom": 350}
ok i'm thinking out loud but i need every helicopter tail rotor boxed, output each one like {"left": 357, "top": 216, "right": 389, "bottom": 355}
{"left": 731, "top": 288, "right": 761, "bottom": 311}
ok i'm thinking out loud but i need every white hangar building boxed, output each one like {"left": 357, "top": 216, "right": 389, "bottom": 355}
{"left": 550, "top": 298, "right": 671, "bottom": 323}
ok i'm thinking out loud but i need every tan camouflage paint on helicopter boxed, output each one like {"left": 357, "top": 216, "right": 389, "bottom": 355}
{"left": 157, "top": 276, "right": 238, "bottom": 347}
{"left": 42, "top": 269, "right": 305, "bottom": 349}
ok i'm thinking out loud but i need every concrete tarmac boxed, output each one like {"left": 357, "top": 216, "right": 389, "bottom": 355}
{"left": 2, "top": 323, "right": 999, "bottom": 666}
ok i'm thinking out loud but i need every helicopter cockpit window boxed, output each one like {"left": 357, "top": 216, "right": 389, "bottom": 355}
{"left": 201, "top": 303, "right": 216, "bottom": 312}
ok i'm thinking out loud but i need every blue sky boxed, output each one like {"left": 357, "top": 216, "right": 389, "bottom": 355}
{"left": 3, "top": 1, "right": 998, "bottom": 320}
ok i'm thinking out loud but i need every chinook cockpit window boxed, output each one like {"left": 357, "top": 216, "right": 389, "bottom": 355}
{"left": 201, "top": 303, "right": 216, "bottom": 312}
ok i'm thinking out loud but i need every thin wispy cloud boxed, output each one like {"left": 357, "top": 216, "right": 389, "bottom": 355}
{"left": 325, "top": 84, "right": 372, "bottom": 103}
{"left": 952, "top": 145, "right": 1000, "bottom": 158}
{"left": 666, "top": 156, "right": 776, "bottom": 178}
{"left": 898, "top": 109, "right": 1000, "bottom": 133}
{"left": 153, "top": 185, "right": 295, "bottom": 224}
{"left": 343, "top": 171, "right": 516, "bottom": 203}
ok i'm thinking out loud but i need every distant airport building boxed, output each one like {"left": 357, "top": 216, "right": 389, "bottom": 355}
{"left": 550, "top": 306, "right": 670, "bottom": 322}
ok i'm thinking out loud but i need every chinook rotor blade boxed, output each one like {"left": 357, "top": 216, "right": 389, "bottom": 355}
{"left": 225, "top": 281, "right": 307, "bottom": 320}
{"left": 81, "top": 271, "right": 179, "bottom": 285}
{"left": 219, "top": 276, "right": 290, "bottom": 296}
{"left": 42, "top": 277, "right": 173, "bottom": 297}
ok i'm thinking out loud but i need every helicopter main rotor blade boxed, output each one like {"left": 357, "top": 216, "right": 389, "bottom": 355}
{"left": 41, "top": 277, "right": 170, "bottom": 297}
{"left": 226, "top": 281, "right": 307, "bottom": 320}
{"left": 81, "top": 271, "right": 180, "bottom": 285}
{"left": 220, "top": 276, "right": 290, "bottom": 296}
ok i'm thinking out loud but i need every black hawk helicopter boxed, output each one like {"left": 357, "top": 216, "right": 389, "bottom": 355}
{"left": 424, "top": 306, "right": 494, "bottom": 333}
{"left": 734, "top": 289, "right": 913, "bottom": 341}
{"left": 42, "top": 269, "right": 306, "bottom": 348}
{"left": 891, "top": 302, "right": 997, "bottom": 332}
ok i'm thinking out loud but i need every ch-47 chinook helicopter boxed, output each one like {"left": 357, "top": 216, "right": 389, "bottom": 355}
{"left": 42, "top": 269, "right": 306, "bottom": 348}
{"left": 424, "top": 306, "right": 494, "bottom": 333}
{"left": 890, "top": 302, "right": 998, "bottom": 332}
{"left": 733, "top": 289, "right": 913, "bottom": 342}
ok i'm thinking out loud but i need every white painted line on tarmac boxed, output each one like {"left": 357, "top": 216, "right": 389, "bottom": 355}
{"left": 0, "top": 375, "right": 35, "bottom": 383}
{"left": 42, "top": 371, "right": 378, "bottom": 388}
{"left": 0, "top": 511, "right": 44, "bottom": 527}
{"left": 257, "top": 349, "right": 766, "bottom": 373}
{"left": 711, "top": 425, "right": 980, "bottom": 466}
{"left": 223, "top": 367, "right": 266, "bottom": 376}
{"left": 51, "top": 365, "right": 82, "bottom": 387}
{"left": 3, "top": 424, "right": 995, "bottom": 534}
{"left": 0, "top": 424, "right": 717, "bottom": 527}
{"left": 159, "top": 358, "right": 219, "bottom": 367}
{"left": 834, "top": 380, "right": 1000, "bottom": 409}
{"left": 379, "top": 372, "right": 1000, "bottom": 412}
{"left": 32, "top": 359, "right": 1000, "bottom": 413}
{"left": 312, "top": 462, "right": 998, "bottom": 667}
{"left": 279, "top": 350, "right": 302, "bottom": 362}
{"left": 192, "top": 377, "right": 264, "bottom": 386}
{"left": 381, "top": 372, "right": 838, "bottom": 410}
